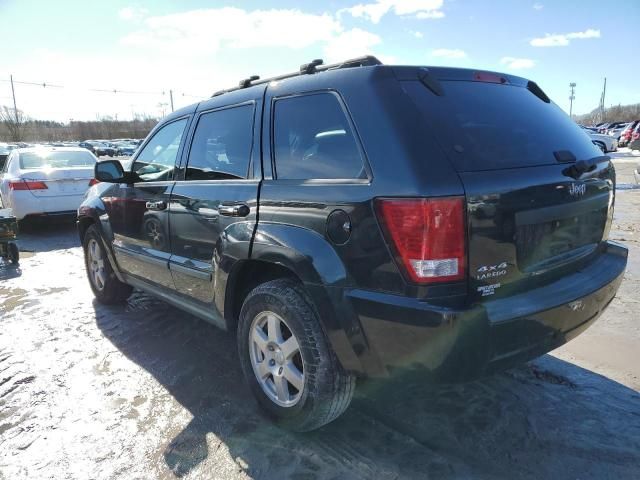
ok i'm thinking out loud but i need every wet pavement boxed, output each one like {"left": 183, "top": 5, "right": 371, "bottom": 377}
{"left": 1, "top": 152, "right": 639, "bottom": 479}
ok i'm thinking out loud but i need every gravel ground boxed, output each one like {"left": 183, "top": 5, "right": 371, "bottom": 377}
{"left": 0, "top": 151, "right": 639, "bottom": 479}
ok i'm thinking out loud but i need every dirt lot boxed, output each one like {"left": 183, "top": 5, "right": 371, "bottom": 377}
{"left": 1, "top": 151, "right": 639, "bottom": 479}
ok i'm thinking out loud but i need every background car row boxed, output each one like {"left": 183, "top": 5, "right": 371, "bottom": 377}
{"left": 581, "top": 121, "right": 640, "bottom": 149}
{"left": 579, "top": 125, "right": 618, "bottom": 153}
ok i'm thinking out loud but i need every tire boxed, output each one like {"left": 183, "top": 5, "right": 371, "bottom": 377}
{"left": 8, "top": 242, "right": 19, "bottom": 265}
{"left": 83, "top": 224, "right": 132, "bottom": 304}
{"left": 237, "top": 279, "right": 355, "bottom": 432}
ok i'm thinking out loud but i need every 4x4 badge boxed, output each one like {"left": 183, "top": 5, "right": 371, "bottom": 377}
{"left": 476, "top": 262, "right": 508, "bottom": 280}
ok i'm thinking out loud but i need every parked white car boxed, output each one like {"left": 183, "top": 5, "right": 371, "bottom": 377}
{"left": 580, "top": 126, "right": 618, "bottom": 153}
{"left": 0, "top": 147, "right": 98, "bottom": 220}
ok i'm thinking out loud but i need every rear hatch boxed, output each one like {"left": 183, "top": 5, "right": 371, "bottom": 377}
{"left": 400, "top": 68, "right": 614, "bottom": 301}
{"left": 18, "top": 150, "right": 96, "bottom": 197}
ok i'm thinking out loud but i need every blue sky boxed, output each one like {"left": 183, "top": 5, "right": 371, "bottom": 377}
{"left": 0, "top": 0, "right": 637, "bottom": 121}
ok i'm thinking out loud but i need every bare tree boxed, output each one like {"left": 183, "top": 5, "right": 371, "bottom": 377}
{"left": 0, "top": 105, "right": 27, "bottom": 142}
{"left": 575, "top": 103, "right": 640, "bottom": 125}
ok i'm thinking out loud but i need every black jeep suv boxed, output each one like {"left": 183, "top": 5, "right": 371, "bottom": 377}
{"left": 78, "top": 57, "right": 627, "bottom": 431}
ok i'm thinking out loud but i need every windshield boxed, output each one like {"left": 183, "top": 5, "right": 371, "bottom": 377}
{"left": 19, "top": 150, "right": 97, "bottom": 169}
{"left": 403, "top": 80, "right": 602, "bottom": 171}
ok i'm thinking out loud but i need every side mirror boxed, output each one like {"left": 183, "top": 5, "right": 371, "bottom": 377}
{"left": 95, "top": 159, "right": 130, "bottom": 183}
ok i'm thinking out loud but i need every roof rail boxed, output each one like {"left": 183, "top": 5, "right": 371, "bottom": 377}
{"left": 211, "top": 55, "right": 382, "bottom": 97}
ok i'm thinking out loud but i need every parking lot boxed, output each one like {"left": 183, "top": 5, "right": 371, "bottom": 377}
{"left": 1, "top": 151, "right": 639, "bottom": 479}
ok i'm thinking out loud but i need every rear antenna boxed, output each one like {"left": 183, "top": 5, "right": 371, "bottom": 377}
{"left": 239, "top": 75, "right": 260, "bottom": 88}
{"left": 300, "top": 59, "right": 323, "bottom": 75}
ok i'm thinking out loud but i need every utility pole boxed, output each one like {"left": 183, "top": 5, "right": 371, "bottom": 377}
{"left": 169, "top": 90, "right": 174, "bottom": 112}
{"left": 600, "top": 77, "right": 607, "bottom": 122}
{"left": 10, "top": 74, "right": 18, "bottom": 124}
{"left": 569, "top": 82, "right": 576, "bottom": 119}
{"left": 157, "top": 102, "right": 168, "bottom": 118}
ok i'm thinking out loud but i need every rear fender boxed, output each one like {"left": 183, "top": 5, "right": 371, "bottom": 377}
{"left": 247, "top": 222, "right": 370, "bottom": 375}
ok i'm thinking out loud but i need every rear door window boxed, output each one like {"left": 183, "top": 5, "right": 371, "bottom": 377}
{"left": 403, "top": 81, "right": 601, "bottom": 171}
{"left": 273, "top": 92, "right": 365, "bottom": 180}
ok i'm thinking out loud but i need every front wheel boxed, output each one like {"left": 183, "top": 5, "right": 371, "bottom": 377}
{"left": 83, "top": 224, "right": 132, "bottom": 304}
{"left": 237, "top": 279, "right": 355, "bottom": 432}
{"left": 7, "top": 242, "right": 19, "bottom": 265}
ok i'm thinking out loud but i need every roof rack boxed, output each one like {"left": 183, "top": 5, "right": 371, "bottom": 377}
{"left": 212, "top": 55, "right": 382, "bottom": 97}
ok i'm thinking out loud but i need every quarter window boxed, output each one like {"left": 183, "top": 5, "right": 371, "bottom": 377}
{"left": 273, "top": 93, "right": 365, "bottom": 180}
{"left": 133, "top": 118, "right": 188, "bottom": 182}
{"left": 186, "top": 105, "right": 254, "bottom": 180}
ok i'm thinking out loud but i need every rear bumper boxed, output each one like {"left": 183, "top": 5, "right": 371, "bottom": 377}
{"left": 9, "top": 191, "right": 84, "bottom": 220}
{"left": 341, "top": 241, "right": 627, "bottom": 381}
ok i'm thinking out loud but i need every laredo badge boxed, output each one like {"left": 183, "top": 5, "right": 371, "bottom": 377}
{"left": 476, "top": 262, "right": 508, "bottom": 280}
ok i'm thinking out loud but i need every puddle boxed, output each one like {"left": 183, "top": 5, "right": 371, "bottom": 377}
{"left": 0, "top": 287, "right": 38, "bottom": 313}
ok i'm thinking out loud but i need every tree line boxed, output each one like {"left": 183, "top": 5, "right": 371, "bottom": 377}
{"left": 574, "top": 103, "right": 640, "bottom": 125}
{"left": 3, "top": 101, "right": 640, "bottom": 143}
{"left": 0, "top": 105, "right": 158, "bottom": 142}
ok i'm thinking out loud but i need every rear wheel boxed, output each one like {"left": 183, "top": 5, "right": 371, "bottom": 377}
{"left": 237, "top": 279, "right": 355, "bottom": 432}
{"left": 83, "top": 224, "right": 132, "bottom": 304}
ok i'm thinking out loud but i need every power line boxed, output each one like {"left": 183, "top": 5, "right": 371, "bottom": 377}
{"left": 12, "top": 79, "right": 63, "bottom": 88}
{"left": 1, "top": 75, "right": 206, "bottom": 99}
{"left": 88, "top": 88, "right": 165, "bottom": 95}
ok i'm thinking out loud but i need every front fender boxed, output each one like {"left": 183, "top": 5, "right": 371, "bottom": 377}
{"left": 77, "top": 183, "right": 123, "bottom": 281}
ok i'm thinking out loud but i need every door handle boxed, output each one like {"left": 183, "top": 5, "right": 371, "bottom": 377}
{"left": 146, "top": 200, "right": 167, "bottom": 211}
{"left": 219, "top": 203, "right": 250, "bottom": 217}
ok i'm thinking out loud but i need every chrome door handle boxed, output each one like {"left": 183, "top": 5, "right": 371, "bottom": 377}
{"left": 219, "top": 203, "right": 250, "bottom": 217}
{"left": 146, "top": 200, "right": 167, "bottom": 211}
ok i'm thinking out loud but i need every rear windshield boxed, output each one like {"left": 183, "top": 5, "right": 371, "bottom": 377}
{"left": 19, "top": 151, "right": 96, "bottom": 169}
{"left": 403, "top": 80, "right": 601, "bottom": 171}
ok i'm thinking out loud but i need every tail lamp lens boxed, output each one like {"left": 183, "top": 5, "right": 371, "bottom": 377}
{"left": 376, "top": 197, "right": 466, "bottom": 284}
{"left": 89, "top": 178, "right": 100, "bottom": 186}
{"left": 9, "top": 180, "right": 48, "bottom": 191}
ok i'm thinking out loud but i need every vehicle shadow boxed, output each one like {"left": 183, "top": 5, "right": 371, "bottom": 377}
{"left": 17, "top": 217, "right": 79, "bottom": 253}
{"left": 94, "top": 293, "right": 640, "bottom": 479}
{"left": 0, "top": 262, "right": 21, "bottom": 280}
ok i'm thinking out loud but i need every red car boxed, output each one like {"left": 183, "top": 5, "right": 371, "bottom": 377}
{"left": 619, "top": 121, "right": 639, "bottom": 147}
{"left": 628, "top": 122, "right": 640, "bottom": 150}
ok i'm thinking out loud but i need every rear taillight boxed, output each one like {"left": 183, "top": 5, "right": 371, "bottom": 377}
{"left": 375, "top": 197, "right": 466, "bottom": 284}
{"left": 9, "top": 180, "right": 48, "bottom": 191}
{"left": 633, "top": 132, "right": 640, "bottom": 141}
{"left": 89, "top": 178, "right": 100, "bottom": 186}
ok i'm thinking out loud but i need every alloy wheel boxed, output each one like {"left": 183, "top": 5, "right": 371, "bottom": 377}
{"left": 249, "top": 311, "right": 305, "bottom": 407}
{"left": 87, "top": 238, "right": 106, "bottom": 291}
